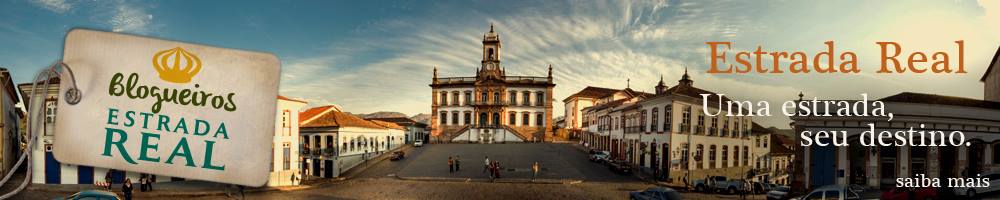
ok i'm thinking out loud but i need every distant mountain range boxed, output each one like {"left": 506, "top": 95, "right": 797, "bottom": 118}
{"left": 353, "top": 111, "right": 431, "bottom": 125}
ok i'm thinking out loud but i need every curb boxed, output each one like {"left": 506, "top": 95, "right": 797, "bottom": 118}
{"left": 395, "top": 175, "right": 582, "bottom": 185}
{"left": 26, "top": 184, "right": 314, "bottom": 198}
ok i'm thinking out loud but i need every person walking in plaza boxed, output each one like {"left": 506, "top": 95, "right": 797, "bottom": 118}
{"left": 455, "top": 155, "right": 461, "bottom": 171}
{"left": 532, "top": 162, "right": 540, "bottom": 181}
{"left": 104, "top": 171, "right": 113, "bottom": 190}
{"left": 122, "top": 178, "right": 134, "bottom": 200}
{"left": 483, "top": 156, "right": 490, "bottom": 174}
{"left": 448, "top": 156, "right": 454, "bottom": 173}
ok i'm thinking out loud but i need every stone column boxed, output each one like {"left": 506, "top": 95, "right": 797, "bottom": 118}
{"left": 899, "top": 146, "right": 910, "bottom": 178}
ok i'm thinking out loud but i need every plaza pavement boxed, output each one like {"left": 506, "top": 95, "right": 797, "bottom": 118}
{"left": 396, "top": 143, "right": 639, "bottom": 183}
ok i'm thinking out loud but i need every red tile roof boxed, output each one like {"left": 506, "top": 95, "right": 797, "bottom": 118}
{"left": 300, "top": 106, "right": 386, "bottom": 129}
{"left": 278, "top": 95, "right": 308, "bottom": 103}
{"left": 563, "top": 86, "right": 620, "bottom": 102}
{"left": 299, "top": 106, "right": 338, "bottom": 124}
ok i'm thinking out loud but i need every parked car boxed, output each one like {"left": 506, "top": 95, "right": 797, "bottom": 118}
{"left": 390, "top": 151, "right": 405, "bottom": 161}
{"left": 881, "top": 187, "right": 938, "bottom": 200}
{"left": 799, "top": 184, "right": 878, "bottom": 200}
{"left": 692, "top": 176, "right": 745, "bottom": 194}
{"left": 56, "top": 190, "right": 122, "bottom": 200}
{"left": 414, "top": 140, "right": 423, "bottom": 147}
{"left": 752, "top": 182, "right": 772, "bottom": 194}
{"left": 629, "top": 187, "right": 683, "bottom": 200}
{"left": 767, "top": 186, "right": 793, "bottom": 200}
{"left": 607, "top": 159, "right": 632, "bottom": 174}
{"left": 953, "top": 171, "right": 1000, "bottom": 198}
{"left": 589, "top": 151, "right": 610, "bottom": 163}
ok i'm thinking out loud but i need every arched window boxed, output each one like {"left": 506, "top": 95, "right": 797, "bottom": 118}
{"left": 479, "top": 112, "right": 488, "bottom": 126}
{"left": 709, "top": 145, "right": 717, "bottom": 169}
{"left": 743, "top": 145, "right": 750, "bottom": 166}
{"left": 535, "top": 92, "right": 545, "bottom": 106}
{"left": 439, "top": 111, "right": 447, "bottom": 125}
{"left": 734, "top": 145, "right": 740, "bottom": 167}
{"left": 522, "top": 91, "right": 530, "bottom": 106}
{"left": 722, "top": 146, "right": 729, "bottom": 168}
{"left": 509, "top": 112, "right": 517, "bottom": 125}
{"left": 487, "top": 48, "right": 494, "bottom": 60}
{"left": 481, "top": 92, "right": 488, "bottom": 104}
{"left": 536, "top": 112, "right": 544, "bottom": 126}
{"left": 509, "top": 91, "right": 518, "bottom": 105}
{"left": 663, "top": 105, "right": 672, "bottom": 132}
{"left": 695, "top": 144, "right": 704, "bottom": 169}
{"left": 492, "top": 113, "right": 500, "bottom": 125}
{"left": 522, "top": 112, "right": 530, "bottom": 126}
{"left": 493, "top": 92, "right": 500, "bottom": 104}
{"left": 440, "top": 92, "right": 448, "bottom": 105}
{"left": 651, "top": 108, "right": 658, "bottom": 132}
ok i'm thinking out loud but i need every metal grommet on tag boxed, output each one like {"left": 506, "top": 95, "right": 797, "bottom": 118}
{"left": 57, "top": 61, "right": 82, "bottom": 105}
{"left": 65, "top": 88, "right": 81, "bottom": 105}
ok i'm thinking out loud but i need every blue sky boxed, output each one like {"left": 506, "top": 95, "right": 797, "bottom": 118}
{"left": 2, "top": 0, "right": 999, "bottom": 128}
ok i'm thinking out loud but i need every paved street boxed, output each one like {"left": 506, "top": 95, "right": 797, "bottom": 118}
{"left": 11, "top": 143, "right": 776, "bottom": 199}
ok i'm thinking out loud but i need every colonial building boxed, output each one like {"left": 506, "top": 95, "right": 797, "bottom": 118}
{"left": 983, "top": 46, "right": 1000, "bottom": 102}
{"left": 578, "top": 71, "right": 757, "bottom": 182}
{"left": 299, "top": 105, "right": 405, "bottom": 178}
{"left": 19, "top": 77, "right": 178, "bottom": 184}
{"left": 268, "top": 96, "right": 308, "bottom": 186}
{"left": 429, "top": 24, "right": 555, "bottom": 143}
{"left": 365, "top": 117, "right": 428, "bottom": 144}
{"left": 794, "top": 46, "right": 1000, "bottom": 191}
{"left": 0, "top": 68, "right": 21, "bottom": 179}
{"left": 564, "top": 86, "right": 626, "bottom": 140}
{"left": 751, "top": 128, "right": 794, "bottom": 185}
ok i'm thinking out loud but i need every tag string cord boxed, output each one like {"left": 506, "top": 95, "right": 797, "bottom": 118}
{"left": 0, "top": 61, "right": 80, "bottom": 199}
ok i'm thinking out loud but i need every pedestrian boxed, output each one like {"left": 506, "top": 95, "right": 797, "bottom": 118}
{"left": 448, "top": 157, "right": 454, "bottom": 173}
{"left": 455, "top": 156, "right": 461, "bottom": 171}
{"left": 122, "top": 178, "right": 133, "bottom": 200}
{"left": 148, "top": 175, "right": 155, "bottom": 191}
{"left": 532, "top": 162, "right": 540, "bottom": 181}
{"left": 494, "top": 161, "right": 502, "bottom": 179}
{"left": 104, "top": 170, "right": 113, "bottom": 190}
{"left": 238, "top": 185, "right": 246, "bottom": 199}
{"left": 291, "top": 173, "right": 299, "bottom": 185}
{"left": 682, "top": 175, "right": 689, "bottom": 192}
{"left": 483, "top": 156, "right": 490, "bottom": 174}
{"left": 138, "top": 174, "right": 147, "bottom": 192}
{"left": 739, "top": 180, "right": 747, "bottom": 200}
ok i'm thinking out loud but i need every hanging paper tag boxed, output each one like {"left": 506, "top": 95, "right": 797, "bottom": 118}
{"left": 55, "top": 29, "right": 280, "bottom": 186}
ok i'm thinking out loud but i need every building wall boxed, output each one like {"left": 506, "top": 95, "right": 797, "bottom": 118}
{"left": 22, "top": 84, "right": 175, "bottom": 184}
{"left": 987, "top": 60, "right": 999, "bottom": 102}
{"left": 300, "top": 125, "right": 405, "bottom": 178}
{"left": 268, "top": 99, "right": 307, "bottom": 186}
{"left": 563, "top": 97, "right": 596, "bottom": 131}
{"left": 0, "top": 84, "right": 19, "bottom": 176}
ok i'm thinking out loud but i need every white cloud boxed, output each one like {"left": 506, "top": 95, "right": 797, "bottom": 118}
{"left": 31, "top": 0, "right": 72, "bottom": 14}
{"left": 277, "top": 0, "right": 1000, "bottom": 128}
{"left": 109, "top": 3, "right": 154, "bottom": 33}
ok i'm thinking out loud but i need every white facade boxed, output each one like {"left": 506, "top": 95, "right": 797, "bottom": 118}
{"left": 268, "top": 96, "right": 307, "bottom": 186}
{"left": 299, "top": 106, "right": 405, "bottom": 179}
{"left": 579, "top": 73, "right": 758, "bottom": 182}
{"left": 19, "top": 77, "right": 176, "bottom": 184}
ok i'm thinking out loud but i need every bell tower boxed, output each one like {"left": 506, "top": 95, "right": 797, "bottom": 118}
{"left": 479, "top": 23, "right": 503, "bottom": 79}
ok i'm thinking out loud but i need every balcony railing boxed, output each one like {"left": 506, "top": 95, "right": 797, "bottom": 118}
{"left": 471, "top": 101, "right": 507, "bottom": 106}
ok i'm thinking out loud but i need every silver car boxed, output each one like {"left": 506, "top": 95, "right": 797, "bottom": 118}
{"left": 800, "top": 185, "right": 862, "bottom": 200}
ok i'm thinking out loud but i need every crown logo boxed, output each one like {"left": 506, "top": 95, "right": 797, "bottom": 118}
{"left": 152, "top": 47, "right": 201, "bottom": 83}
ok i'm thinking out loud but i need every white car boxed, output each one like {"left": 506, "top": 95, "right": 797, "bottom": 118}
{"left": 799, "top": 185, "right": 870, "bottom": 200}
{"left": 413, "top": 140, "right": 423, "bottom": 147}
{"left": 954, "top": 172, "right": 1000, "bottom": 198}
